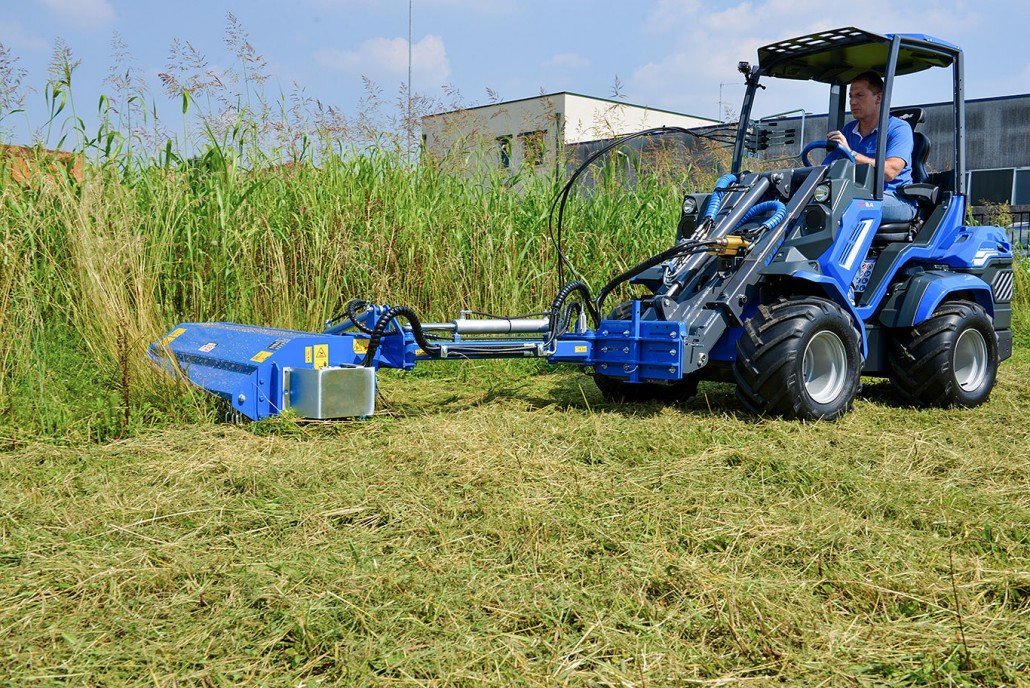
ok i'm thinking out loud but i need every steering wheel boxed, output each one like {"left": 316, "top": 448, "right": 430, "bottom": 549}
{"left": 801, "top": 140, "right": 856, "bottom": 166}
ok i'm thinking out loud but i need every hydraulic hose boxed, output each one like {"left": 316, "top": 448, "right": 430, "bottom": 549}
{"left": 594, "top": 240, "right": 713, "bottom": 318}
{"left": 362, "top": 305, "right": 441, "bottom": 366}
{"left": 701, "top": 173, "right": 738, "bottom": 222}
{"left": 345, "top": 299, "right": 376, "bottom": 334}
{"left": 545, "top": 280, "right": 597, "bottom": 350}
{"left": 325, "top": 299, "right": 378, "bottom": 334}
{"left": 548, "top": 125, "right": 732, "bottom": 287}
{"left": 733, "top": 200, "right": 788, "bottom": 234}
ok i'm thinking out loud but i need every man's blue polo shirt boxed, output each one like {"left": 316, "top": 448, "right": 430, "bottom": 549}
{"left": 824, "top": 115, "right": 914, "bottom": 194}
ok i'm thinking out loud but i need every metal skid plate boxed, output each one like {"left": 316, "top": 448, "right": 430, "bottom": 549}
{"left": 283, "top": 366, "right": 376, "bottom": 419}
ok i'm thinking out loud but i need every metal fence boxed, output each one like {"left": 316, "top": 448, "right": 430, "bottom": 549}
{"left": 969, "top": 206, "right": 1030, "bottom": 251}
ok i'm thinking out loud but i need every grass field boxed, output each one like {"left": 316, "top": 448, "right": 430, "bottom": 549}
{"left": 1, "top": 351, "right": 1028, "bottom": 685}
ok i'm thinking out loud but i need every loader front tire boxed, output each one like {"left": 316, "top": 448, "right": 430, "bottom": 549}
{"left": 734, "top": 296, "right": 862, "bottom": 420}
{"left": 887, "top": 300, "right": 998, "bottom": 408}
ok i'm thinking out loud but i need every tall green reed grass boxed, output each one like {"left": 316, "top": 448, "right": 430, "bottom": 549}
{"left": 0, "top": 22, "right": 712, "bottom": 441}
{"left": 0, "top": 137, "right": 715, "bottom": 442}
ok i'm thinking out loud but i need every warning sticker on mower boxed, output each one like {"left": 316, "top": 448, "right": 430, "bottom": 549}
{"left": 352, "top": 339, "right": 369, "bottom": 354}
{"left": 313, "top": 344, "right": 329, "bottom": 369}
{"left": 574, "top": 345, "right": 588, "bottom": 353}
{"left": 251, "top": 350, "right": 273, "bottom": 363}
{"left": 198, "top": 342, "right": 217, "bottom": 353}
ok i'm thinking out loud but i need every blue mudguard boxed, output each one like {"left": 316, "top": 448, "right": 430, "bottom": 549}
{"left": 878, "top": 271, "right": 994, "bottom": 328}
{"left": 768, "top": 269, "right": 870, "bottom": 358}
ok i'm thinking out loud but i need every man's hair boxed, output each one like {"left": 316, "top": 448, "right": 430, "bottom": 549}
{"left": 851, "top": 71, "right": 884, "bottom": 95}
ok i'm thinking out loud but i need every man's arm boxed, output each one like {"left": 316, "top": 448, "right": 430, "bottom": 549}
{"left": 882, "top": 119, "right": 914, "bottom": 183}
{"left": 827, "top": 130, "right": 875, "bottom": 165}
{"left": 882, "top": 157, "right": 906, "bottom": 182}
{"left": 827, "top": 129, "right": 909, "bottom": 181}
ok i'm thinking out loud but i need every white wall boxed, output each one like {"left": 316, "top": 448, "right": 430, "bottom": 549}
{"left": 421, "top": 95, "right": 562, "bottom": 175}
{"left": 420, "top": 92, "right": 718, "bottom": 177}
{"left": 560, "top": 94, "right": 716, "bottom": 144}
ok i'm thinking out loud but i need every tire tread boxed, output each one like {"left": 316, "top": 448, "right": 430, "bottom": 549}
{"left": 734, "top": 296, "right": 861, "bottom": 420}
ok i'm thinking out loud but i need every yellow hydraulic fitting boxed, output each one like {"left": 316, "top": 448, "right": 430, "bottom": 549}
{"left": 708, "top": 235, "right": 751, "bottom": 256}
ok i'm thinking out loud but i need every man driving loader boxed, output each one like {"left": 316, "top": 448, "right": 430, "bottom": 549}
{"left": 824, "top": 71, "right": 916, "bottom": 223}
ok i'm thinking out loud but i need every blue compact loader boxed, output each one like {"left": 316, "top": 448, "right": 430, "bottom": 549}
{"left": 151, "top": 27, "right": 1014, "bottom": 421}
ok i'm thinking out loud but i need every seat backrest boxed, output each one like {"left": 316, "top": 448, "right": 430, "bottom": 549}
{"left": 910, "top": 132, "right": 931, "bottom": 184}
{"left": 890, "top": 107, "right": 930, "bottom": 184}
{"left": 891, "top": 107, "right": 925, "bottom": 129}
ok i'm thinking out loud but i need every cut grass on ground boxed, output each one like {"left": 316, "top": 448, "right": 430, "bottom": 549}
{"left": 1, "top": 350, "right": 1028, "bottom": 686}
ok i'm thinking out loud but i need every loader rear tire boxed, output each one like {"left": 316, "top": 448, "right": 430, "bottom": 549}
{"left": 887, "top": 300, "right": 998, "bottom": 408}
{"left": 734, "top": 296, "right": 862, "bottom": 420}
{"left": 592, "top": 300, "right": 699, "bottom": 404}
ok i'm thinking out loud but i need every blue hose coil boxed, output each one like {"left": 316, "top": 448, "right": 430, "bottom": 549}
{"left": 702, "top": 173, "right": 737, "bottom": 222}
{"left": 734, "top": 200, "right": 788, "bottom": 232}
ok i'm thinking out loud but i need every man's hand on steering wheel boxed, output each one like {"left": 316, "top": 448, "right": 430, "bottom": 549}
{"left": 826, "top": 130, "right": 851, "bottom": 155}
{"left": 801, "top": 138, "right": 856, "bottom": 166}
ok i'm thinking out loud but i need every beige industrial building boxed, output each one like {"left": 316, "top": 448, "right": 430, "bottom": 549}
{"left": 421, "top": 92, "right": 718, "bottom": 175}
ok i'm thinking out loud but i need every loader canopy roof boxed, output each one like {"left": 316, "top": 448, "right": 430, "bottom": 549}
{"left": 758, "top": 27, "right": 960, "bottom": 84}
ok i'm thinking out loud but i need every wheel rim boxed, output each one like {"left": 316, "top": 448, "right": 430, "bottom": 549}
{"left": 802, "top": 331, "right": 848, "bottom": 405}
{"left": 953, "top": 328, "right": 988, "bottom": 393}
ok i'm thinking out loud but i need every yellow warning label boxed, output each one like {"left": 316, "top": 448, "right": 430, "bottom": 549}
{"left": 414, "top": 348, "right": 425, "bottom": 357}
{"left": 352, "top": 339, "right": 369, "bottom": 354}
{"left": 313, "top": 344, "right": 329, "bottom": 369}
{"left": 574, "top": 345, "right": 588, "bottom": 353}
{"left": 304, "top": 346, "right": 312, "bottom": 363}
{"left": 158, "top": 327, "right": 187, "bottom": 347}
{"left": 251, "top": 350, "right": 273, "bottom": 363}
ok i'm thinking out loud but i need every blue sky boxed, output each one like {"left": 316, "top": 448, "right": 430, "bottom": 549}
{"left": 1, "top": 0, "right": 1027, "bottom": 146}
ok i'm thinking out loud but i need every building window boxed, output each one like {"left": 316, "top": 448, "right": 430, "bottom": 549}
{"left": 1015, "top": 168, "right": 1030, "bottom": 206}
{"left": 497, "top": 135, "right": 512, "bottom": 168}
{"left": 519, "top": 130, "right": 546, "bottom": 167}
{"left": 969, "top": 168, "right": 1015, "bottom": 205}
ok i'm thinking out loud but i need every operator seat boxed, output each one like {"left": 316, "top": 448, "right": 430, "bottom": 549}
{"left": 874, "top": 107, "right": 940, "bottom": 243}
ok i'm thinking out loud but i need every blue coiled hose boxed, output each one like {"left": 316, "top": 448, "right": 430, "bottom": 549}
{"left": 734, "top": 200, "right": 788, "bottom": 233}
{"left": 702, "top": 173, "right": 737, "bottom": 222}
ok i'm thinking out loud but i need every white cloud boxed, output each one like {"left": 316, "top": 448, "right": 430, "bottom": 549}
{"left": 629, "top": 0, "right": 991, "bottom": 117}
{"left": 642, "top": 0, "right": 702, "bottom": 34}
{"left": 0, "top": 18, "right": 48, "bottom": 51}
{"left": 415, "top": 0, "right": 518, "bottom": 11}
{"left": 36, "top": 0, "right": 116, "bottom": 29}
{"left": 310, "top": 0, "right": 517, "bottom": 13}
{"left": 542, "top": 52, "right": 590, "bottom": 70}
{"left": 315, "top": 35, "right": 451, "bottom": 89}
